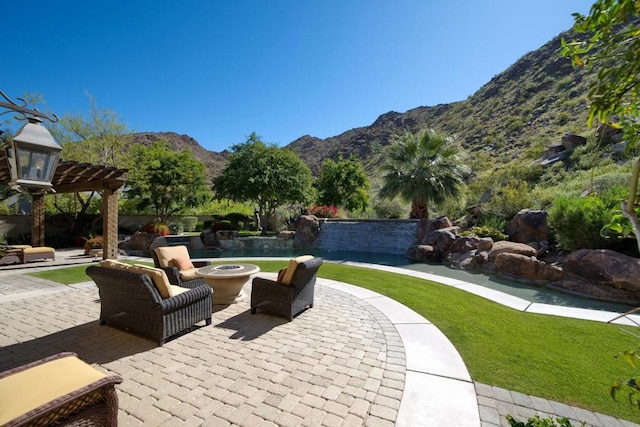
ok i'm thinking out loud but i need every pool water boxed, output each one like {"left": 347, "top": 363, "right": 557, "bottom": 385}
{"left": 192, "top": 248, "right": 635, "bottom": 313}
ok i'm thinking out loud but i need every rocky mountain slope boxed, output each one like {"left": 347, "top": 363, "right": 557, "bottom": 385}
{"left": 136, "top": 26, "right": 593, "bottom": 179}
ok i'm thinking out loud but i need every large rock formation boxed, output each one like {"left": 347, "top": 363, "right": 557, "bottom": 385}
{"left": 407, "top": 215, "right": 640, "bottom": 305}
{"left": 291, "top": 215, "right": 320, "bottom": 249}
{"left": 562, "top": 249, "right": 640, "bottom": 292}
{"left": 506, "top": 209, "right": 551, "bottom": 243}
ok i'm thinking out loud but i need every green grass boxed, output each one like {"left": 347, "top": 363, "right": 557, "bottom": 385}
{"left": 27, "top": 261, "right": 640, "bottom": 422}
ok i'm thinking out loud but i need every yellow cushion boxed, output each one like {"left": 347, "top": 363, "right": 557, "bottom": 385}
{"left": 0, "top": 355, "right": 107, "bottom": 426}
{"left": 179, "top": 268, "right": 199, "bottom": 282}
{"left": 276, "top": 269, "right": 287, "bottom": 283}
{"left": 99, "top": 259, "right": 130, "bottom": 270}
{"left": 7, "top": 244, "right": 32, "bottom": 249}
{"left": 129, "top": 264, "right": 174, "bottom": 299}
{"left": 155, "top": 246, "right": 190, "bottom": 268}
{"left": 23, "top": 247, "right": 55, "bottom": 255}
{"left": 281, "top": 255, "right": 314, "bottom": 285}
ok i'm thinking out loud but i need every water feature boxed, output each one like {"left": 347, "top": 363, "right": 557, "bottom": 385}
{"left": 312, "top": 219, "right": 419, "bottom": 255}
{"left": 191, "top": 247, "right": 636, "bottom": 313}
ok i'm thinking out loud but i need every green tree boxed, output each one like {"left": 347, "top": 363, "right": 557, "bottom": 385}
{"left": 561, "top": 0, "right": 640, "bottom": 251}
{"left": 212, "top": 133, "right": 314, "bottom": 235}
{"left": 379, "top": 129, "right": 468, "bottom": 219}
{"left": 315, "top": 154, "right": 370, "bottom": 213}
{"left": 53, "top": 93, "right": 131, "bottom": 167}
{"left": 125, "top": 141, "right": 211, "bottom": 223}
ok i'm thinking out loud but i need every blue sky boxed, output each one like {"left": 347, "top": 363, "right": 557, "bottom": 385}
{"left": 3, "top": 1, "right": 591, "bottom": 153}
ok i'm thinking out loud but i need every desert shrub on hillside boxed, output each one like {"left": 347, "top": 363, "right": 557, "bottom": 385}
{"left": 548, "top": 195, "right": 610, "bottom": 250}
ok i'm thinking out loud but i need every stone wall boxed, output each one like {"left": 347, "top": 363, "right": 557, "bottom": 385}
{"left": 311, "top": 219, "right": 419, "bottom": 255}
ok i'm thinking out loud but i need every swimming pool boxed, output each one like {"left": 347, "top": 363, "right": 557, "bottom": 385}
{"left": 192, "top": 248, "right": 635, "bottom": 313}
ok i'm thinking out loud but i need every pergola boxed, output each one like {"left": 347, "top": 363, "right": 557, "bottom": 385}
{"left": 0, "top": 151, "right": 128, "bottom": 259}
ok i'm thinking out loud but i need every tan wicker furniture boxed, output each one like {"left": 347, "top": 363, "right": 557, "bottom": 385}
{"left": 152, "top": 245, "right": 210, "bottom": 288}
{"left": 251, "top": 256, "right": 323, "bottom": 321}
{"left": 86, "top": 264, "right": 212, "bottom": 345}
{"left": 0, "top": 352, "right": 122, "bottom": 427}
{"left": 196, "top": 264, "right": 260, "bottom": 305}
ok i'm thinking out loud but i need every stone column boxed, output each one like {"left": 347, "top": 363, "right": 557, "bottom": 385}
{"left": 31, "top": 194, "right": 45, "bottom": 246}
{"left": 101, "top": 188, "right": 119, "bottom": 259}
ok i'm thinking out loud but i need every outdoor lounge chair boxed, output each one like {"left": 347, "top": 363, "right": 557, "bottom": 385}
{"left": 251, "top": 255, "right": 323, "bottom": 321}
{"left": 86, "top": 262, "right": 212, "bottom": 345}
{"left": 152, "top": 245, "right": 210, "bottom": 288}
{"left": 0, "top": 352, "right": 122, "bottom": 427}
{"left": 0, "top": 244, "right": 55, "bottom": 264}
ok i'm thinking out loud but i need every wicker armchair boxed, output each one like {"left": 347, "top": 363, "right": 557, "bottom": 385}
{"left": 0, "top": 352, "right": 122, "bottom": 427}
{"left": 152, "top": 245, "right": 210, "bottom": 287}
{"left": 251, "top": 256, "right": 323, "bottom": 321}
{"left": 86, "top": 265, "right": 212, "bottom": 345}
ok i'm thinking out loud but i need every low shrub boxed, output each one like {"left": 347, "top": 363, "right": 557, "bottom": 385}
{"left": 462, "top": 225, "right": 508, "bottom": 241}
{"left": 548, "top": 195, "right": 609, "bottom": 250}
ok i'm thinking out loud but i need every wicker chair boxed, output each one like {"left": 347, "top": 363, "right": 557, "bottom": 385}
{"left": 152, "top": 245, "right": 210, "bottom": 287}
{"left": 86, "top": 265, "right": 212, "bottom": 345}
{"left": 0, "top": 352, "right": 122, "bottom": 427}
{"left": 251, "top": 256, "right": 323, "bottom": 321}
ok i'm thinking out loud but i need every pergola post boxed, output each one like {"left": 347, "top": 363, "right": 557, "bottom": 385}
{"left": 101, "top": 188, "right": 119, "bottom": 259}
{"left": 31, "top": 194, "right": 45, "bottom": 246}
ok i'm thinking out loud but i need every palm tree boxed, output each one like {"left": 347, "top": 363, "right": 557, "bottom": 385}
{"left": 379, "top": 129, "right": 467, "bottom": 219}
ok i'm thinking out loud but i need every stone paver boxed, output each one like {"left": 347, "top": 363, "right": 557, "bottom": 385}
{"left": 0, "top": 276, "right": 404, "bottom": 426}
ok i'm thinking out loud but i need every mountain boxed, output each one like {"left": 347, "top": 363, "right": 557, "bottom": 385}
{"left": 287, "top": 29, "right": 592, "bottom": 173}
{"left": 135, "top": 26, "right": 593, "bottom": 179}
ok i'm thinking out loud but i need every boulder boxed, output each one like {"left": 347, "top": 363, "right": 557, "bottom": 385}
{"left": 506, "top": 209, "right": 551, "bottom": 243}
{"left": 563, "top": 249, "right": 640, "bottom": 293}
{"left": 542, "top": 144, "right": 566, "bottom": 160}
{"left": 407, "top": 244, "right": 438, "bottom": 261}
{"left": 477, "top": 237, "right": 494, "bottom": 251}
{"left": 449, "top": 235, "right": 480, "bottom": 254}
{"left": 417, "top": 217, "right": 453, "bottom": 243}
{"left": 488, "top": 240, "right": 537, "bottom": 263}
{"left": 129, "top": 232, "right": 157, "bottom": 252}
{"left": 446, "top": 249, "right": 489, "bottom": 270}
{"left": 419, "top": 227, "right": 458, "bottom": 260}
{"left": 292, "top": 215, "right": 320, "bottom": 248}
{"left": 494, "top": 253, "right": 563, "bottom": 283}
{"left": 561, "top": 134, "right": 587, "bottom": 150}
{"left": 200, "top": 229, "right": 219, "bottom": 248}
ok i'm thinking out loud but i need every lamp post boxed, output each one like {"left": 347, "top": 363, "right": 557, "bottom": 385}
{"left": 0, "top": 90, "right": 62, "bottom": 194}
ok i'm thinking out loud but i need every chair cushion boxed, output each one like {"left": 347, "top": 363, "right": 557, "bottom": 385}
{"left": 169, "top": 285, "right": 191, "bottom": 297}
{"left": 99, "top": 259, "right": 131, "bottom": 270}
{"left": 129, "top": 264, "right": 174, "bottom": 299}
{"left": 155, "top": 246, "right": 190, "bottom": 268}
{"left": 281, "top": 255, "right": 314, "bottom": 285}
{"left": 0, "top": 355, "right": 107, "bottom": 426}
{"left": 22, "top": 247, "right": 55, "bottom": 255}
{"left": 179, "top": 268, "right": 200, "bottom": 282}
{"left": 276, "top": 269, "right": 287, "bottom": 283}
{"left": 170, "top": 256, "right": 194, "bottom": 270}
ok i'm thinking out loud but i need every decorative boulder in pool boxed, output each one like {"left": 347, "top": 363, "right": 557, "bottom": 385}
{"left": 494, "top": 252, "right": 563, "bottom": 284}
{"left": 563, "top": 249, "right": 640, "bottom": 293}
{"left": 292, "top": 215, "right": 320, "bottom": 248}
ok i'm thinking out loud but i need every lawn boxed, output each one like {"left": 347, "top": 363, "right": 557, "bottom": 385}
{"left": 29, "top": 260, "right": 640, "bottom": 423}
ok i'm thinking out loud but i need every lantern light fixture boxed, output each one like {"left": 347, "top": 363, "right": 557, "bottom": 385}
{"left": 0, "top": 90, "right": 62, "bottom": 194}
